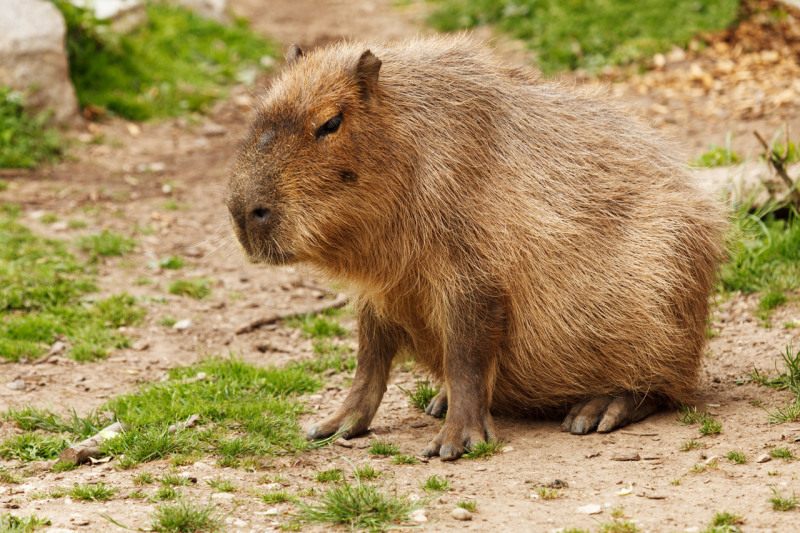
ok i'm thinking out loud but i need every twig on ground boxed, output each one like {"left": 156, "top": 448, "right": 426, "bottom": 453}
{"left": 235, "top": 294, "right": 349, "bottom": 335}
{"left": 58, "top": 421, "right": 126, "bottom": 464}
{"left": 755, "top": 127, "right": 800, "bottom": 210}
{"left": 168, "top": 414, "right": 201, "bottom": 434}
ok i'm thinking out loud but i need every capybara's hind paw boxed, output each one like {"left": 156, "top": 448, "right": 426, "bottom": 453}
{"left": 424, "top": 390, "right": 448, "bottom": 418}
{"left": 422, "top": 415, "right": 496, "bottom": 461}
{"left": 560, "top": 394, "right": 660, "bottom": 435}
{"left": 306, "top": 412, "right": 367, "bottom": 441}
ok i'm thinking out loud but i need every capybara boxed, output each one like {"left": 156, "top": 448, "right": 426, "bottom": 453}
{"left": 226, "top": 36, "right": 727, "bottom": 460}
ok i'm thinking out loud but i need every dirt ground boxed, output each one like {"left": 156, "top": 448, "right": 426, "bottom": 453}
{"left": 2, "top": 1, "right": 800, "bottom": 532}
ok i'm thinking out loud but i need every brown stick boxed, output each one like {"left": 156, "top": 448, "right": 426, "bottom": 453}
{"left": 58, "top": 421, "right": 126, "bottom": 465}
{"left": 235, "top": 294, "right": 349, "bottom": 335}
{"left": 755, "top": 128, "right": 800, "bottom": 210}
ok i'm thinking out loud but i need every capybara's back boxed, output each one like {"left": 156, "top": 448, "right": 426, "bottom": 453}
{"left": 228, "top": 36, "right": 728, "bottom": 459}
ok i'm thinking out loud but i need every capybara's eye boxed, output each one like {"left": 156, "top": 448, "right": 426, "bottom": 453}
{"left": 316, "top": 113, "right": 343, "bottom": 139}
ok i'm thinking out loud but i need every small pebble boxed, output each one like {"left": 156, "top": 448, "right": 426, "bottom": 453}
{"left": 409, "top": 509, "right": 428, "bottom": 523}
{"left": 611, "top": 453, "right": 641, "bottom": 462}
{"left": 263, "top": 483, "right": 282, "bottom": 491}
{"left": 211, "top": 492, "right": 234, "bottom": 502}
{"left": 756, "top": 454, "right": 772, "bottom": 463}
{"left": 451, "top": 507, "right": 472, "bottom": 521}
{"left": 173, "top": 319, "right": 193, "bottom": 330}
{"left": 132, "top": 340, "right": 150, "bottom": 351}
{"left": 334, "top": 438, "right": 354, "bottom": 448}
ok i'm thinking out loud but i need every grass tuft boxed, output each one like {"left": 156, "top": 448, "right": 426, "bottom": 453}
{"left": 168, "top": 278, "right": 212, "bottom": 300}
{"left": 315, "top": 468, "right": 344, "bottom": 484}
{"left": 65, "top": 482, "right": 117, "bottom": 501}
{"left": 769, "top": 447, "right": 795, "bottom": 460}
{"left": 704, "top": 510, "right": 742, "bottom": 533}
{"left": 0, "top": 513, "right": 51, "bottom": 532}
{"left": 726, "top": 450, "right": 747, "bottom": 464}
{"left": 421, "top": 475, "right": 450, "bottom": 492}
{"left": 680, "top": 438, "right": 706, "bottom": 452}
{"left": 398, "top": 379, "right": 440, "bottom": 412}
{"left": 391, "top": 454, "right": 419, "bottom": 465}
{"left": 769, "top": 488, "right": 798, "bottom": 511}
{"left": 742, "top": 344, "right": 800, "bottom": 423}
{"left": 0, "top": 433, "right": 68, "bottom": 462}
{"left": 149, "top": 500, "right": 223, "bottom": 532}
{"left": 462, "top": 439, "right": 503, "bottom": 459}
{"left": 206, "top": 478, "right": 236, "bottom": 493}
{"left": 368, "top": 440, "right": 400, "bottom": 456}
{"left": 354, "top": 463, "right": 381, "bottom": 481}
{"left": 599, "top": 519, "right": 640, "bottom": 533}
{"left": 456, "top": 499, "right": 477, "bottom": 512}
{"left": 0, "top": 87, "right": 63, "bottom": 169}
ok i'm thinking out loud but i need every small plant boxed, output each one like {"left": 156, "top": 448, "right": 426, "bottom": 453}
{"left": 68, "top": 219, "right": 88, "bottom": 229}
{"left": 462, "top": 439, "right": 503, "bottom": 459}
{"left": 726, "top": 450, "right": 747, "bottom": 464}
{"left": 705, "top": 510, "right": 742, "bottom": 532}
{"left": 296, "top": 481, "right": 423, "bottom": 531}
{"left": 421, "top": 475, "right": 450, "bottom": 492}
{"left": 315, "top": 468, "right": 344, "bottom": 483}
{"left": 50, "top": 460, "right": 79, "bottom": 473}
{"left": 353, "top": 464, "right": 380, "bottom": 481}
{"left": 128, "top": 490, "right": 147, "bottom": 499}
{"left": 368, "top": 440, "right": 400, "bottom": 456}
{"left": 206, "top": 478, "right": 235, "bottom": 493}
{"left": 78, "top": 230, "right": 135, "bottom": 257}
{"left": 700, "top": 417, "right": 723, "bottom": 436}
{"left": 159, "top": 256, "right": 185, "bottom": 270}
{"left": 535, "top": 486, "right": 562, "bottom": 500}
{"left": 0, "top": 469, "right": 23, "bottom": 484}
{"left": 769, "top": 447, "right": 795, "bottom": 460}
{"left": 0, "top": 87, "right": 63, "bottom": 168}
{"left": 159, "top": 316, "right": 177, "bottom": 327}
{"left": 168, "top": 278, "right": 212, "bottom": 299}
{"left": 0, "top": 513, "right": 51, "bottom": 532}
{"left": 599, "top": 519, "right": 640, "bottom": 533}
{"left": 672, "top": 478, "right": 681, "bottom": 485}
{"left": 66, "top": 483, "right": 117, "bottom": 501}
{"left": 160, "top": 473, "right": 191, "bottom": 486}
{"left": 153, "top": 486, "right": 179, "bottom": 502}
{"left": 149, "top": 500, "right": 223, "bottom": 533}
{"left": 680, "top": 438, "right": 706, "bottom": 451}
{"left": 0, "top": 433, "right": 68, "bottom": 462}
{"left": 692, "top": 143, "right": 741, "bottom": 168}
{"left": 456, "top": 499, "right": 477, "bottom": 512}
{"left": 392, "top": 454, "right": 418, "bottom": 465}
{"left": 677, "top": 405, "right": 710, "bottom": 425}
{"left": 398, "top": 379, "right": 440, "bottom": 411}
{"left": 287, "top": 312, "right": 347, "bottom": 339}
{"left": 260, "top": 490, "right": 292, "bottom": 504}
{"left": 690, "top": 459, "right": 719, "bottom": 474}
{"left": 769, "top": 488, "right": 797, "bottom": 511}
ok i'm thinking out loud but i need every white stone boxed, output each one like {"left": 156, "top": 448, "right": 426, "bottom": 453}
{"left": 211, "top": 492, "right": 234, "bottom": 501}
{"left": 173, "top": 319, "right": 193, "bottom": 330}
{"left": 409, "top": 509, "right": 428, "bottom": 523}
{"left": 576, "top": 503, "right": 603, "bottom": 515}
{"left": 263, "top": 483, "right": 282, "bottom": 491}
{"left": 174, "top": 0, "right": 228, "bottom": 23}
{"left": 0, "top": 0, "right": 79, "bottom": 124}
{"left": 451, "top": 507, "right": 472, "bottom": 521}
{"left": 68, "top": 0, "right": 147, "bottom": 33}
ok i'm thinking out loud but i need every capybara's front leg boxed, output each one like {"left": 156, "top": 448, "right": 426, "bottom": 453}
{"left": 307, "top": 304, "right": 404, "bottom": 440}
{"left": 422, "top": 297, "right": 504, "bottom": 460}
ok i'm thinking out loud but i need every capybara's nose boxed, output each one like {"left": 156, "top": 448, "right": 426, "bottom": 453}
{"left": 250, "top": 207, "right": 271, "bottom": 224}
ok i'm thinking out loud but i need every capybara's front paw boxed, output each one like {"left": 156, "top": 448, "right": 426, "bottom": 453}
{"left": 422, "top": 414, "right": 497, "bottom": 461}
{"left": 306, "top": 411, "right": 370, "bottom": 441}
{"left": 424, "top": 390, "right": 448, "bottom": 418}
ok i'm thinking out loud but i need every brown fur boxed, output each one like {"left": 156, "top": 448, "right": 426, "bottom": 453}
{"left": 227, "top": 36, "right": 727, "bottom": 458}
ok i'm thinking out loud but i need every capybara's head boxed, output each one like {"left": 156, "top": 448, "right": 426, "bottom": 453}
{"left": 227, "top": 44, "right": 407, "bottom": 267}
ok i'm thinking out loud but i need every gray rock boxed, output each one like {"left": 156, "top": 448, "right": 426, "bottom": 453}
{"left": 6, "top": 379, "right": 26, "bottom": 390}
{"left": 0, "top": 0, "right": 79, "bottom": 124}
{"left": 451, "top": 507, "right": 472, "bottom": 521}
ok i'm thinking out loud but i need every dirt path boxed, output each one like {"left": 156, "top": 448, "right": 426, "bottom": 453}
{"left": 2, "top": 2, "right": 800, "bottom": 532}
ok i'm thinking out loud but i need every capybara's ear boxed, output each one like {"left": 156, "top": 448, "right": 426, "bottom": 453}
{"left": 349, "top": 50, "right": 382, "bottom": 93}
{"left": 285, "top": 44, "right": 304, "bottom": 65}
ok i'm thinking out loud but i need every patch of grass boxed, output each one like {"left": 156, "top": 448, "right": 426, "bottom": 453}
{"left": 462, "top": 439, "right": 503, "bottom": 459}
{"left": 391, "top": 454, "right": 418, "bottom": 465}
{"left": 286, "top": 312, "right": 348, "bottom": 339}
{"left": 133, "top": 472, "right": 155, "bottom": 485}
{"left": 68, "top": 219, "right": 87, "bottom": 229}
{"left": 153, "top": 486, "right": 179, "bottom": 501}
{"left": 0, "top": 513, "right": 51, "bottom": 532}
{"left": 426, "top": 0, "right": 739, "bottom": 74}
{"left": 677, "top": 405, "right": 710, "bottom": 425}
{"left": 160, "top": 473, "right": 192, "bottom": 487}
{"left": 0, "top": 87, "right": 64, "bottom": 169}
{"left": 77, "top": 230, "right": 136, "bottom": 258}
{"left": 65, "top": 482, "right": 117, "bottom": 501}
{"left": 398, "top": 379, "right": 440, "bottom": 411}
{"left": 680, "top": 438, "right": 706, "bottom": 452}
{"left": 0, "top": 210, "right": 143, "bottom": 361}
{"left": 0, "top": 433, "right": 68, "bottom": 462}
{"left": 297, "top": 481, "right": 423, "bottom": 531}
{"left": 535, "top": 486, "right": 562, "bottom": 500}
{"left": 39, "top": 214, "right": 59, "bottom": 224}
{"left": 0, "top": 179, "right": 7, "bottom": 191}
{"left": 159, "top": 315, "right": 177, "bottom": 327}
{"left": 742, "top": 344, "right": 800, "bottom": 423}
{"left": 456, "top": 499, "right": 477, "bottom": 512}
{"left": 162, "top": 199, "right": 181, "bottom": 211}
{"left": 421, "top": 475, "right": 450, "bottom": 492}
{"left": 703, "top": 510, "right": 742, "bottom": 533}
{"left": 168, "top": 278, "right": 212, "bottom": 299}
{"left": 368, "top": 441, "right": 400, "bottom": 456}
{"left": 769, "top": 488, "right": 798, "bottom": 511}
{"left": 599, "top": 519, "right": 640, "bottom": 533}
{"left": 206, "top": 478, "right": 236, "bottom": 493}
{"left": 700, "top": 417, "right": 723, "bottom": 436}
{"left": 726, "top": 450, "right": 747, "bottom": 464}
{"left": 260, "top": 490, "right": 292, "bottom": 504}
{"left": 149, "top": 500, "right": 223, "bottom": 533}
{"left": 128, "top": 489, "right": 147, "bottom": 499}
{"left": 769, "top": 447, "right": 795, "bottom": 460}
{"left": 159, "top": 256, "right": 185, "bottom": 270}
{"left": 690, "top": 459, "right": 719, "bottom": 474}
{"left": 0, "top": 468, "right": 23, "bottom": 484}
{"left": 354, "top": 464, "right": 381, "bottom": 481}
{"left": 693, "top": 143, "right": 741, "bottom": 168}
{"left": 315, "top": 468, "right": 344, "bottom": 483}
{"left": 51, "top": 1, "right": 277, "bottom": 120}
{"left": 50, "top": 460, "right": 79, "bottom": 473}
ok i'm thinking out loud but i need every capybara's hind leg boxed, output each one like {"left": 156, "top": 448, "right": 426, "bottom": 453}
{"left": 425, "top": 390, "right": 448, "bottom": 418}
{"left": 561, "top": 395, "right": 660, "bottom": 435}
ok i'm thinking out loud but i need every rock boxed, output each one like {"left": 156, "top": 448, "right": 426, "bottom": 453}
{"left": 202, "top": 121, "right": 227, "bottom": 137}
{"left": 174, "top": 0, "right": 228, "bottom": 23}
{"left": 334, "top": 438, "right": 354, "bottom": 448}
{"left": 451, "top": 507, "right": 472, "bottom": 521}
{"left": 263, "top": 483, "right": 282, "bottom": 491}
{"left": 576, "top": 504, "right": 603, "bottom": 515}
{"left": 68, "top": 0, "right": 147, "bottom": 33}
{"left": 547, "top": 479, "right": 569, "bottom": 489}
{"left": 173, "top": 319, "right": 193, "bottom": 330}
{"left": 611, "top": 453, "right": 641, "bottom": 462}
{"left": 756, "top": 453, "right": 772, "bottom": 463}
{"left": 211, "top": 492, "right": 234, "bottom": 502}
{"left": 132, "top": 340, "right": 150, "bottom": 351}
{"left": 0, "top": 0, "right": 79, "bottom": 124}
{"left": 232, "top": 519, "right": 247, "bottom": 527}
{"left": 409, "top": 509, "right": 428, "bottom": 523}
{"left": 6, "top": 379, "right": 26, "bottom": 390}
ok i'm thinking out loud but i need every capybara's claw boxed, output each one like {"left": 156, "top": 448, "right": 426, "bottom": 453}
{"left": 306, "top": 413, "right": 367, "bottom": 441}
{"left": 424, "top": 390, "right": 448, "bottom": 418}
{"left": 422, "top": 415, "right": 496, "bottom": 460}
{"left": 563, "top": 394, "right": 661, "bottom": 435}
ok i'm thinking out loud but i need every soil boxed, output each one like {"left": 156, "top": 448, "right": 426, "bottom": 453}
{"left": 2, "top": 1, "right": 800, "bottom": 532}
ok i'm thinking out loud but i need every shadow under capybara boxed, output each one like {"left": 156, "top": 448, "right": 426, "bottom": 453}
{"left": 226, "top": 36, "right": 727, "bottom": 460}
